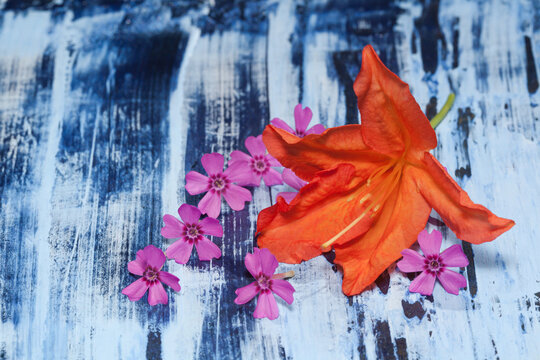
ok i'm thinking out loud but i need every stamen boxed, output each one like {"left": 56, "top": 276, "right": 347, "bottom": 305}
{"left": 321, "top": 200, "right": 376, "bottom": 251}
{"left": 359, "top": 193, "right": 371, "bottom": 204}
{"left": 271, "top": 270, "right": 295, "bottom": 280}
{"left": 320, "top": 162, "right": 404, "bottom": 251}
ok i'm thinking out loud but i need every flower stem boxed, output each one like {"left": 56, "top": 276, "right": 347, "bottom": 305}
{"left": 272, "top": 270, "right": 295, "bottom": 279}
{"left": 430, "top": 93, "right": 455, "bottom": 129}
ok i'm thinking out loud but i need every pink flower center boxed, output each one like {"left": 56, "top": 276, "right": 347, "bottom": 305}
{"left": 295, "top": 130, "right": 306, "bottom": 137}
{"left": 185, "top": 224, "right": 201, "bottom": 242}
{"left": 424, "top": 255, "right": 444, "bottom": 274}
{"left": 256, "top": 274, "right": 272, "bottom": 290}
{"left": 143, "top": 266, "right": 159, "bottom": 282}
{"left": 209, "top": 174, "right": 229, "bottom": 192}
{"left": 251, "top": 155, "right": 269, "bottom": 175}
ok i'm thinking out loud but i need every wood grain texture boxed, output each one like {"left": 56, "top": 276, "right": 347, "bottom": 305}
{"left": 0, "top": 1, "right": 538, "bottom": 359}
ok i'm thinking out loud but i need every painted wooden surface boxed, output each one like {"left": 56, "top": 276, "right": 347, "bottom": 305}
{"left": 0, "top": 0, "right": 538, "bottom": 359}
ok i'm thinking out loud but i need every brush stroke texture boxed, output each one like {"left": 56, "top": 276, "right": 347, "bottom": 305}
{"left": 0, "top": 0, "right": 538, "bottom": 359}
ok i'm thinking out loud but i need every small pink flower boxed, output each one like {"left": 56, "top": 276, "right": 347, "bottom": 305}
{"left": 162, "top": 204, "right": 223, "bottom": 264}
{"left": 229, "top": 135, "right": 283, "bottom": 187}
{"left": 397, "top": 229, "right": 469, "bottom": 296}
{"left": 277, "top": 168, "right": 307, "bottom": 203}
{"left": 122, "top": 245, "right": 180, "bottom": 306}
{"left": 185, "top": 153, "right": 252, "bottom": 218}
{"left": 270, "top": 103, "right": 325, "bottom": 137}
{"left": 234, "top": 248, "right": 295, "bottom": 320}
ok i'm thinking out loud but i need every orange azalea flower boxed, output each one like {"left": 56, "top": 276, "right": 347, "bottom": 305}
{"left": 256, "top": 45, "right": 514, "bottom": 296}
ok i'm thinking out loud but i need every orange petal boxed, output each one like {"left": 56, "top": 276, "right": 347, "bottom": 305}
{"left": 353, "top": 45, "right": 437, "bottom": 156}
{"left": 413, "top": 153, "right": 515, "bottom": 244}
{"left": 257, "top": 163, "right": 375, "bottom": 263}
{"left": 262, "top": 124, "right": 388, "bottom": 181}
{"left": 334, "top": 166, "right": 432, "bottom": 295}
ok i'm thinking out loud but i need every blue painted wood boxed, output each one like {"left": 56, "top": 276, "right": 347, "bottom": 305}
{"left": 0, "top": 1, "right": 538, "bottom": 359}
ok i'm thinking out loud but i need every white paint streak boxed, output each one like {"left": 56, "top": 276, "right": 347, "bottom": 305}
{"left": 162, "top": 25, "right": 201, "bottom": 213}
{"left": 31, "top": 11, "right": 73, "bottom": 357}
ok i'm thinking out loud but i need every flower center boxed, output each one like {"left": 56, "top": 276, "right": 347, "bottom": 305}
{"left": 143, "top": 267, "right": 159, "bottom": 282}
{"left": 209, "top": 174, "right": 228, "bottom": 192}
{"left": 251, "top": 155, "right": 268, "bottom": 174}
{"left": 295, "top": 130, "right": 306, "bottom": 138}
{"left": 257, "top": 275, "right": 271, "bottom": 290}
{"left": 425, "top": 255, "right": 443, "bottom": 273}
{"left": 185, "top": 224, "right": 201, "bottom": 241}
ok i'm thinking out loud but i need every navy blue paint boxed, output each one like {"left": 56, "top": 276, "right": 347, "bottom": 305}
{"left": 50, "top": 15, "right": 188, "bottom": 353}
{"left": 357, "top": 311, "right": 368, "bottom": 360}
{"left": 0, "top": 47, "right": 54, "bottom": 329}
{"left": 319, "top": 1, "right": 402, "bottom": 127}
{"left": 146, "top": 326, "right": 163, "bottom": 360}
{"left": 182, "top": 23, "right": 270, "bottom": 357}
{"left": 524, "top": 36, "right": 539, "bottom": 94}
{"left": 395, "top": 337, "right": 408, "bottom": 360}
{"left": 454, "top": 107, "right": 473, "bottom": 180}
{"left": 375, "top": 269, "right": 390, "bottom": 295}
{"left": 414, "top": 0, "right": 445, "bottom": 74}
{"left": 374, "top": 320, "right": 397, "bottom": 360}
{"left": 332, "top": 51, "right": 361, "bottom": 125}
{"left": 451, "top": 18, "right": 460, "bottom": 69}
{"left": 401, "top": 299, "right": 426, "bottom": 320}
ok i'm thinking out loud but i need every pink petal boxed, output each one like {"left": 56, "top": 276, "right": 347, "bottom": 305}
{"left": 148, "top": 282, "right": 168, "bottom": 306}
{"left": 276, "top": 191, "right": 298, "bottom": 204}
{"left": 437, "top": 269, "right": 467, "bottom": 295}
{"left": 165, "top": 239, "right": 194, "bottom": 264}
{"left": 199, "top": 217, "right": 223, "bottom": 237}
{"left": 127, "top": 258, "right": 146, "bottom": 276}
{"left": 224, "top": 161, "right": 260, "bottom": 186}
{"left": 142, "top": 245, "right": 166, "bottom": 270}
{"left": 281, "top": 168, "right": 306, "bottom": 190}
{"left": 440, "top": 244, "right": 469, "bottom": 267}
{"left": 418, "top": 229, "right": 442, "bottom": 257}
{"left": 132, "top": 249, "right": 149, "bottom": 270}
{"left": 122, "top": 278, "right": 149, "bottom": 302}
{"left": 178, "top": 204, "right": 201, "bottom": 225}
{"left": 222, "top": 184, "right": 252, "bottom": 211}
{"left": 245, "top": 135, "right": 266, "bottom": 157}
{"left": 397, "top": 249, "right": 426, "bottom": 273}
{"left": 245, "top": 249, "right": 263, "bottom": 278}
{"left": 253, "top": 291, "right": 279, "bottom": 320}
{"left": 266, "top": 154, "right": 281, "bottom": 167}
{"left": 234, "top": 282, "right": 260, "bottom": 304}
{"left": 198, "top": 191, "right": 222, "bottom": 218}
{"left": 294, "top": 104, "right": 313, "bottom": 133}
{"left": 194, "top": 236, "right": 222, "bottom": 261}
{"left": 409, "top": 271, "right": 436, "bottom": 296}
{"left": 229, "top": 150, "right": 253, "bottom": 165}
{"left": 158, "top": 271, "right": 181, "bottom": 292}
{"left": 271, "top": 279, "right": 295, "bottom": 304}
{"left": 258, "top": 248, "right": 278, "bottom": 277}
{"left": 185, "top": 171, "right": 210, "bottom": 195}
{"left": 270, "top": 117, "right": 294, "bottom": 134}
{"left": 262, "top": 168, "right": 283, "bottom": 186}
{"left": 161, "top": 214, "right": 185, "bottom": 239}
{"left": 134, "top": 248, "right": 148, "bottom": 264}
{"left": 306, "top": 123, "right": 326, "bottom": 135}
{"left": 201, "top": 153, "right": 224, "bottom": 175}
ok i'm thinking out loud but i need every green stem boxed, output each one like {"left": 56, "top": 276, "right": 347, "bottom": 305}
{"left": 430, "top": 93, "right": 455, "bottom": 129}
